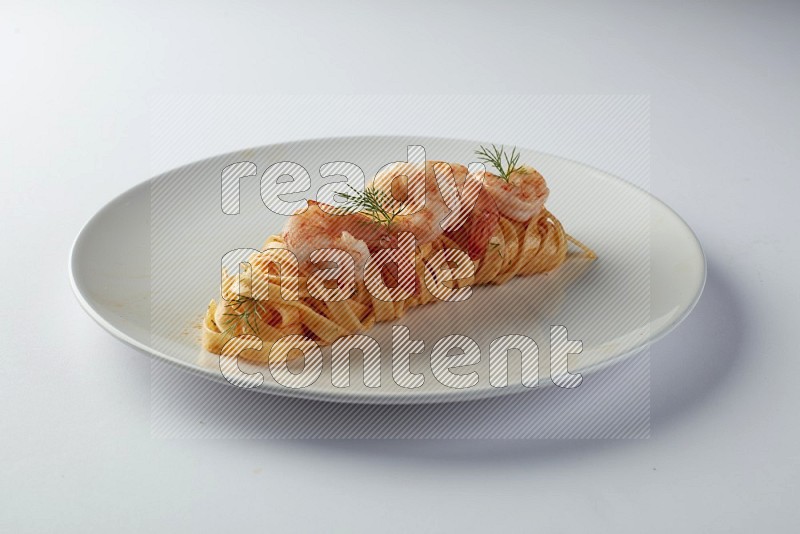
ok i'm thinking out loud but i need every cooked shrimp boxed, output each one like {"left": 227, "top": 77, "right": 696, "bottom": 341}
{"left": 369, "top": 160, "right": 455, "bottom": 244}
{"left": 482, "top": 167, "right": 549, "bottom": 222}
{"left": 282, "top": 201, "right": 375, "bottom": 273}
{"left": 283, "top": 201, "right": 418, "bottom": 296}
{"left": 283, "top": 161, "right": 505, "bottom": 270}
{"left": 369, "top": 160, "right": 502, "bottom": 257}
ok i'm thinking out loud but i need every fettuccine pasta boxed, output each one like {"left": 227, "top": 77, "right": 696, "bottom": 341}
{"left": 202, "top": 205, "right": 594, "bottom": 363}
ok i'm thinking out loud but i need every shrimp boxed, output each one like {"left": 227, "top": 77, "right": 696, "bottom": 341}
{"left": 282, "top": 160, "right": 506, "bottom": 274}
{"left": 371, "top": 160, "right": 501, "bottom": 258}
{"left": 419, "top": 162, "right": 501, "bottom": 259}
{"left": 482, "top": 167, "right": 549, "bottom": 223}
{"left": 369, "top": 160, "right": 454, "bottom": 244}
{"left": 282, "top": 201, "right": 416, "bottom": 296}
{"left": 282, "top": 201, "right": 377, "bottom": 274}
{"left": 443, "top": 186, "right": 500, "bottom": 259}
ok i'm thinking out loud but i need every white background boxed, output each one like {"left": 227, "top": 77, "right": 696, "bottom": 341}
{"left": 2, "top": 1, "right": 799, "bottom": 532}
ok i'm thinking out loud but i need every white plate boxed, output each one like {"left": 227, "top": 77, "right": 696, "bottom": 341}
{"left": 70, "top": 136, "right": 705, "bottom": 404}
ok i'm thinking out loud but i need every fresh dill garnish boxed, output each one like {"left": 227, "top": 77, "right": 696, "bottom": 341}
{"left": 475, "top": 144, "right": 523, "bottom": 183}
{"left": 489, "top": 237, "right": 504, "bottom": 258}
{"left": 334, "top": 184, "right": 403, "bottom": 230}
{"left": 220, "top": 296, "right": 270, "bottom": 338}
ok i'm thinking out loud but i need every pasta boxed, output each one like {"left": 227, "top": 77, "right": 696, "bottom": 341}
{"left": 202, "top": 204, "right": 595, "bottom": 363}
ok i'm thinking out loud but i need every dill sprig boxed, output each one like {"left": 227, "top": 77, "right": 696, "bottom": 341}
{"left": 475, "top": 144, "right": 523, "bottom": 183}
{"left": 335, "top": 184, "right": 403, "bottom": 230}
{"left": 488, "top": 237, "right": 504, "bottom": 258}
{"left": 220, "top": 296, "right": 270, "bottom": 338}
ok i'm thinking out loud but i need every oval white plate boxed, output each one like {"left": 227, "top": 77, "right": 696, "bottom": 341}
{"left": 70, "top": 136, "right": 705, "bottom": 404}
